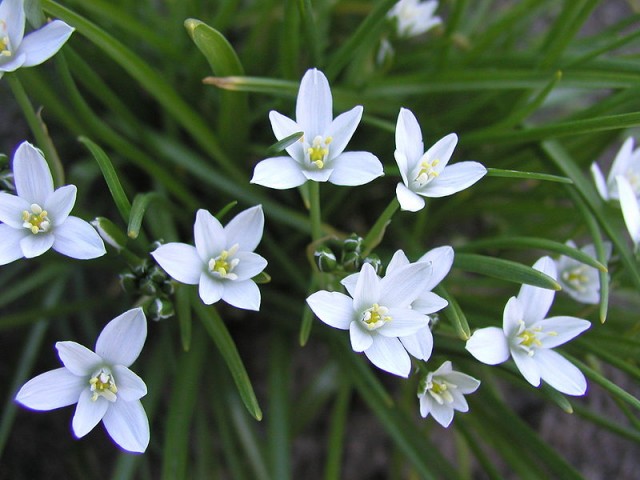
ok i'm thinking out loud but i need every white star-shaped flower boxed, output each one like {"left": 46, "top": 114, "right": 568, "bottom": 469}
{"left": 16, "top": 308, "right": 150, "bottom": 453}
{"left": 307, "top": 261, "right": 432, "bottom": 377}
{"left": 591, "top": 137, "right": 640, "bottom": 201}
{"left": 0, "top": 141, "right": 106, "bottom": 264}
{"left": 152, "top": 205, "right": 267, "bottom": 311}
{"left": 394, "top": 108, "right": 487, "bottom": 212}
{"left": 387, "top": 0, "right": 442, "bottom": 38}
{"left": 555, "top": 240, "right": 611, "bottom": 305}
{"left": 251, "top": 68, "right": 383, "bottom": 189}
{"left": 417, "top": 361, "right": 480, "bottom": 427}
{"left": 465, "top": 256, "right": 591, "bottom": 396}
{"left": 0, "top": 0, "right": 74, "bottom": 79}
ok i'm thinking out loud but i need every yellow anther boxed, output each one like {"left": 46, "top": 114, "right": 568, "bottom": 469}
{"left": 89, "top": 369, "right": 118, "bottom": 402}
{"left": 307, "top": 136, "right": 332, "bottom": 168}
{"left": 208, "top": 244, "right": 240, "bottom": 280}
{"left": 415, "top": 158, "right": 440, "bottom": 184}
{"left": 22, "top": 204, "right": 51, "bottom": 235}
{"left": 361, "top": 303, "right": 392, "bottom": 331}
{"left": 427, "top": 378, "right": 455, "bottom": 405}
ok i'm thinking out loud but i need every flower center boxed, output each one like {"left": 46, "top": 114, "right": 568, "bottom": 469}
{"left": 89, "top": 368, "right": 118, "bottom": 402}
{"left": 515, "top": 320, "right": 556, "bottom": 356}
{"left": 561, "top": 266, "right": 590, "bottom": 292}
{"left": 22, "top": 204, "right": 51, "bottom": 234}
{"left": 0, "top": 20, "right": 11, "bottom": 58}
{"left": 306, "top": 135, "right": 332, "bottom": 169}
{"left": 208, "top": 244, "right": 240, "bottom": 280}
{"left": 414, "top": 158, "right": 440, "bottom": 185}
{"left": 361, "top": 303, "right": 391, "bottom": 331}
{"left": 426, "top": 377, "right": 456, "bottom": 405}
{"left": 623, "top": 168, "right": 640, "bottom": 195}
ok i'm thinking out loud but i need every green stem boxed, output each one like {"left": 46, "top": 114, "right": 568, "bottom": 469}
{"left": 362, "top": 197, "right": 399, "bottom": 256}
{"left": 308, "top": 181, "right": 322, "bottom": 241}
{"left": 6, "top": 73, "right": 65, "bottom": 186}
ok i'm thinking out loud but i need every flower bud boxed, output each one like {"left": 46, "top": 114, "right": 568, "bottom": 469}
{"left": 91, "top": 217, "right": 128, "bottom": 251}
{"left": 148, "top": 297, "right": 175, "bottom": 321}
{"left": 314, "top": 245, "right": 337, "bottom": 272}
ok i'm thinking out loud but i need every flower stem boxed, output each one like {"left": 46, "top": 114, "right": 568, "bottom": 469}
{"left": 6, "top": 73, "right": 65, "bottom": 186}
{"left": 362, "top": 197, "right": 399, "bottom": 256}
{"left": 308, "top": 181, "right": 322, "bottom": 241}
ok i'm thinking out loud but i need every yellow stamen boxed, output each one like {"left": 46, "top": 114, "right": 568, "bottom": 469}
{"left": 361, "top": 303, "right": 392, "bottom": 331}
{"left": 307, "top": 136, "right": 332, "bottom": 169}
{"left": 22, "top": 204, "right": 51, "bottom": 235}
{"left": 208, "top": 244, "right": 240, "bottom": 280}
{"left": 89, "top": 369, "right": 118, "bottom": 402}
{"left": 415, "top": 158, "right": 440, "bottom": 184}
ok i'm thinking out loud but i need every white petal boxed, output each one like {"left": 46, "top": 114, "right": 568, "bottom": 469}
{"left": 502, "top": 296, "right": 524, "bottom": 338}
{"left": 385, "top": 250, "right": 410, "bottom": 275}
{"left": 511, "top": 348, "right": 541, "bottom": 386}
{"left": 399, "top": 327, "right": 433, "bottom": 361}
{"left": 15, "top": 367, "right": 84, "bottom": 410}
{"left": 44, "top": 185, "right": 76, "bottom": 226}
{"left": 617, "top": 175, "right": 640, "bottom": 244}
{"left": 378, "top": 307, "right": 429, "bottom": 337}
{"left": 534, "top": 316, "right": 590, "bottom": 349}
{"left": 72, "top": 388, "right": 109, "bottom": 438}
{"left": 222, "top": 279, "right": 261, "bottom": 311}
{"left": 199, "top": 272, "right": 223, "bottom": 305}
{"left": 325, "top": 106, "right": 363, "bottom": 158}
{"left": 328, "top": 151, "right": 383, "bottom": 186}
{"left": 0, "top": 224, "right": 27, "bottom": 265}
{"left": 465, "top": 327, "right": 510, "bottom": 365}
{"left": 379, "top": 262, "right": 432, "bottom": 307}
{"left": 302, "top": 166, "right": 334, "bottom": 183}
{"left": 95, "top": 308, "right": 147, "bottom": 367}
{"left": 608, "top": 137, "right": 634, "bottom": 183}
{"left": 151, "top": 243, "right": 202, "bottom": 284}
{"left": 17, "top": 20, "right": 74, "bottom": 67}
{"left": 445, "top": 372, "right": 481, "bottom": 394}
{"left": 419, "top": 394, "right": 433, "bottom": 418}
{"left": 0, "top": 192, "right": 30, "bottom": 227}
{"left": 590, "top": 162, "right": 609, "bottom": 200}
{"left": 232, "top": 252, "right": 267, "bottom": 281}
{"left": 418, "top": 161, "right": 486, "bottom": 198}
{"left": 429, "top": 402, "right": 455, "bottom": 428}
{"left": 224, "top": 205, "right": 264, "bottom": 252}
{"left": 412, "top": 292, "right": 448, "bottom": 314}
{"left": 1, "top": 0, "right": 25, "bottom": 47}
{"left": 20, "top": 232, "right": 54, "bottom": 258}
{"left": 296, "top": 68, "right": 332, "bottom": 138}
{"left": 13, "top": 142, "right": 53, "bottom": 205}
{"left": 350, "top": 322, "right": 373, "bottom": 352}
{"left": 396, "top": 182, "right": 425, "bottom": 211}
{"left": 340, "top": 273, "right": 359, "bottom": 297}
{"left": 364, "top": 336, "right": 412, "bottom": 377}
{"left": 56, "top": 341, "right": 102, "bottom": 376}
{"left": 268, "top": 111, "right": 304, "bottom": 159}
{"left": 423, "top": 133, "right": 458, "bottom": 172}
{"left": 112, "top": 365, "right": 147, "bottom": 401}
{"left": 418, "top": 245, "right": 454, "bottom": 288}
{"left": 52, "top": 216, "right": 106, "bottom": 259}
{"left": 251, "top": 156, "right": 307, "bottom": 189}
{"left": 353, "top": 263, "right": 381, "bottom": 312}
{"left": 0, "top": 52, "right": 25, "bottom": 73}
{"left": 102, "top": 399, "right": 149, "bottom": 453}
{"left": 534, "top": 349, "right": 587, "bottom": 396}
{"left": 517, "top": 256, "right": 557, "bottom": 323}
{"left": 395, "top": 108, "right": 423, "bottom": 166}
{"left": 394, "top": 150, "right": 411, "bottom": 185}
{"left": 194, "top": 209, "right": 225, "bottom": 261}
{"left": 306, "top": 291, "right": 354, "bottom": 330}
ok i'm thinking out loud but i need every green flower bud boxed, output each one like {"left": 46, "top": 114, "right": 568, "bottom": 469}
{"left": 342, "top": 251, "right": 362, "bottom": 272}
{"left": 363, "top": 254, "right": 382, "bottom": 274}
{"left": 91, "top": 217, "right": 128, "bottom": 251}
{"left": 342, "top": 234, "right": 363, "bottom": 255}
{"left": 148, "top": 297, "right": 175, "bottom": 321}
{"left": 119, "top": 272, "right": 138, "bottom": 294}
{"left": 314, "top": 245, "right": 337, "bottom": 272}
{"left": 139, "top": 278, "right": 157, "bottom": 296}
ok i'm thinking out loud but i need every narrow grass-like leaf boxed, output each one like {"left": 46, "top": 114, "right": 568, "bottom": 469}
{"left": 203, "top": 75, "right": 297, "bottom": 94}
{"left": 454, "top": 253, "right": 561, "bottom": 290}
{"left": 486, "top": 168, "right": 572, "bottom": 184}
{"left": 193, "top": 299, "right": 263, "bottom": 420}
{"left": 176, "top": 286, "right": 192, "bottom": 352}
{"left": 0, "top": 264, "right": 68, "bottom": 308}
{"left": 128, "top": 192, "right": 165, "bottom": 239}
{"left": 267, "top": 332, "right": 290, "bottom": 480}
{"left": 266, "top": 131, "right": 303, "bottom": 156}
{"left": 323, "top": 381, "right": 351, "bottom": 480}
{"left": 434, "top": 285, "right": 471, "bottom": 340}
{"left": 229, "top": 398, "right": 271, "bottom": 480}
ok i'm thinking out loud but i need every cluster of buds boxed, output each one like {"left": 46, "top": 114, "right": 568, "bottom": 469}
{"left": 314, "top": 234, "right": 382, "bottom": 275}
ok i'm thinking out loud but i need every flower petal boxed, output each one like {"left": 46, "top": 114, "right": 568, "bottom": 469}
{"left": 324, "top": 106, "right": 363, "bottom": 158}
{"left": 385, "top": 249, "right": 410, "bottom": 275}
{"left": 511, "top": 348, "right": 541, "bottom": 386}
{"left": 199, "top": 272, "right": 223, "bottom": 305}
{"left": 465, "top": 327, "right": 510, "bottom": 365}
{"left": 419, "top": 394, "right": 433, "bottom": 418}
{"left": 268, "top": 111, "right": 304, "bottom": 159}
{"left": 423, "top": 133, "right": 458, "bottom": 172}
{"left": 394, "top": 150, "right": 410, "bottom": 185}
{"left": 1, "top": 0, "right": 25, "bottom": 51}
{"left": 590, "top": 162, "right": 609, "bottom": 200}
{"left": 194, "top": 209, "right": 225, "bottom": 261}
{"left": 399, "top": 326, "right": 433, "bottom": 361}
{"left": 379, "top": 262, "right": 432, "bottom": 307}
{"left": 353, "top": 263, "right": 381, "bottom": 312}
{"left": 232, "top": 252, "right": 267, "bottom": 281}
{"left": 13, "top": 142, "right": 53, "bottom": 205}
{"left": 412, "top": 292, "right": 448, "bottom": 315}
{"left": 56, "top": 341, "right": 102, "bottom": 376}
{"left": 112, "top": 365, "right": 147, "bottom": 401}
{"left": 396, "top": 182, "right": 425, "bottom": 212}
{"left": 364, "top": 336, "right": 411, "bottom": 377}
{"left": 349, "top": 322, "right": 373, "bottom": 352}
{"left": 608, "top": 137, "right": 634, "bottom": 184}
{"left": 328, "top": 151, "right": 383, "bottom": 186}
{"left": 151, "top": 242, "right": 202, "bottom": 284}
{"left": 296, "top": 68, "right": 332, "bottom": 138}
{"left": 15, "top": 367, "right": 84, "bottom": 410}
{"left": 517, "top": 256, "right": 557, "bottom": 323}
{"left": 445, "top": 372, "right": 481, "bottom": 394}
{"left": 20, "top": 232, "right": 54, "bottom": 258}
{"left": 0, "top": 224, "right": 28, "bottom": 265}
{"left": 502, "top": 296, "right": 524, "bottom": 338}
{"left": 224, "top": 205, "right": 264, "bottom": 252}
{"left": 95, "top": 308, "right": 147, "bottom": 367}
{"left": 340, "top": 272, "right": 358, "bottom": 297}
{"left": 0, "top": 192, "right": 30, "bottom": 227}
{"left": 52, "top": 216, "right": 106, "bottom": 259}
{"left": 379, "top": 307, "right": 429, "bottom": 337}
{"left": 534, "top": 349, "right": 587, "bottom": 396}
{"left": 102, "top": 399, "right": 149, "bottom": 453}
{"left": 418, "top": 161, "right": 486, "bottom": 198}
{"left": 17, "top": 20, "right": 74, "bottom": 67}
{"left": 417, "top": 246, "right": 454, "bottom": 288}
{"left": 395, "top": 108, "right": 424, "bottom": 166}
{"left": 307, "top": 291, "right": 354, "bottom": 330}
{"left": 429, "top": 402, "right": 455, "bottom": 428}
{"left": 72, "top": 388, "right": 109, "bottom": 438}
{"left": 44, "top": 185, "right": 76, "bottom": 226}
{"left": 617, "top": 175, "right": 640, "bottom": 244}
{"left": 221, "top": 279, "right": 261, "bottom": 311}
{"left": 534, "top": 316, "right": 590, "bottom": 349}
{"left": 251, "top": 156, "right": 307, "bottom": 189}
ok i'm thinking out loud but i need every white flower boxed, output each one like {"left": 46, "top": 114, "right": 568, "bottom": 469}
{"left": 465, "top": 256, "right": 591, "bottom": 396}
{"left": 394, "top": 108, "right": 487, "bottom": 212}
{"left": 152, "top": 205, "right": 267, "bottom": 311}
{"left": 387, "top": 0, "right": 442, "bottom": 38}
{"left": 251, "top": 68, "right": 383, "bottom": 189}
{"left": 15, "top": 308, "right": 150, "bottom": 453}
{"left": 0, "top": 141, "right": 106, "bottom": 264}
{"left": 417, "top": 361, "right": 480, "bottom": 427}
{"left": 617, "top": 175, "right": 640, "bottom": 248}
{"left": 591, "top": 137, "right": 640, "bottom": 201}
{"left": 555, "top": 240, "right": 611, "bottom": 304}
{"left": 0, "top": 0, "right": 74, "bottom": 78}
{"left": 307, "top": 261, "right": 432, "bottom": 377}
{"left": 342, "top": 247, "right": 453, "bottom": 362}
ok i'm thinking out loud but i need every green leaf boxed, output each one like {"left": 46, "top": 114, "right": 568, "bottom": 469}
{"left": 176, "top": 286, "right": 192, "bottom": 352}
{"left": 486, "top": 168, "right": 572, "bottom": 184}
{"left": 127, "top": 192, "right": 165, "bottom": 239}
{"left": 266, "top": 131, "right": 303, "bottom": 156}
{"left": 434, "top": 285, "right": 471, "bottom": 340}
{"left": 454, "top": 253, "right": 561, "bottom": 290}
{"left": 193, "top": 299, "right": 263, "bottom": 420}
